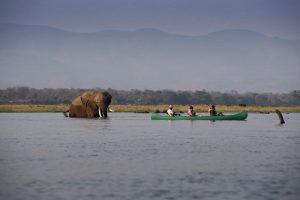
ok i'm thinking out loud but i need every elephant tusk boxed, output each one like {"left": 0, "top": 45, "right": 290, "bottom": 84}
{"left": 99, "top": 108, "right": 103, "bottom": 117}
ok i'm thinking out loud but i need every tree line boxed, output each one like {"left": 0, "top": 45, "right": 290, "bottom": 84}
{"left": 0, "top": 87, "right": 299, "bottom": 106}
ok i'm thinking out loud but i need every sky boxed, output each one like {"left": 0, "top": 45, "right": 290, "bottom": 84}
{"left": 0, "top": 0, "right": 300, "bottom": 92}
{"left": 0, "top": 0, "right": 300, "bottom": 39}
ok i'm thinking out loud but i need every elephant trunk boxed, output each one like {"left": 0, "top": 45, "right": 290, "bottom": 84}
{"left": 101, "top": 106, "right": 108, "bottom": 118}
{"left": 103, "top": 111, "right": 108, "bottom": 118}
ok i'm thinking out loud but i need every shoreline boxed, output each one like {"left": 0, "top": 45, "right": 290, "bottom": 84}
{"left": 0, "top": 104, "right": 299, "bottom": 113}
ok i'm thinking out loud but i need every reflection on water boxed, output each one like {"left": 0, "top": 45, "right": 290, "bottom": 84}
{"left": 0, "top": 112, "right": 299, "bottom": 200}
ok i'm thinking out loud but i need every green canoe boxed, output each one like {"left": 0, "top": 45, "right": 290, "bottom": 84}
{"left": 151, "top": 111, "right": 248, "bottom": 120}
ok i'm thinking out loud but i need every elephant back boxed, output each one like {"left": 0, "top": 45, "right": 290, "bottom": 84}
{"left": 81, "top": 91, "right": 97, "bottom": 100}
{"left": 71, "top": 96, "right": 83, "bottom": 106}
{"left": 81, "top": 91, "right": 111, "bottom": 105}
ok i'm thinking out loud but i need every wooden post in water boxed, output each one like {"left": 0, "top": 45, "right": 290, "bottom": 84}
{"left": 275, "top": 109, "right": 285, "bottom": 124}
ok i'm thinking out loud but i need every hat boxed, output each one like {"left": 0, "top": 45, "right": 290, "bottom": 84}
{"left": 169, "top": 105, "right": 173, "bottom": 108}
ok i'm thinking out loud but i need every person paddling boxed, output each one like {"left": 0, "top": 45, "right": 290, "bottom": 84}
{"left": 167, "top": 105, "right": 180, "bottom": 116}
{"left": 167, "top": 105, "right": 175, "bottom": 116}
{"left": 187, "top": 106, "right": 197, "bottom": 117}
{"left": 208, "top": 105, "right": 217, "bottom": 116}
{"left": 208, "top": 105, "right": 223, "bottom": 116}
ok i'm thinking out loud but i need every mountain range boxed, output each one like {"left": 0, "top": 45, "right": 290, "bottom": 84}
{"left": 0, "top": 24, "right": 299, "bottom": 92}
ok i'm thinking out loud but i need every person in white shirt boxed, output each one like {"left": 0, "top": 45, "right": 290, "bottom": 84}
{"left": 167, "top": 105, "right": 175, "bottom": 116}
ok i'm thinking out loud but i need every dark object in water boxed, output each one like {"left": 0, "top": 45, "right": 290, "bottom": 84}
{"left": 63, "top": 111, "right": 69, "bottom": 117}
{"left": 239, "top": 104, "right": 247, "bottom": 107}
{"left": 275, "top": 109, "right": 285, "bottom": 124}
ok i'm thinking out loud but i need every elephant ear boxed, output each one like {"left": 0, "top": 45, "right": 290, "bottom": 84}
{"left": 81, "top": 97, "right": 98, "bottom": 110}
{"left": 87, "top": 100, "right": 98, "bottom": 111}
{"left": 80, "top": 97, "right": 99, "bottom": 117}
{"left": 97, "top": 91, "right": 112, "bottom": 105}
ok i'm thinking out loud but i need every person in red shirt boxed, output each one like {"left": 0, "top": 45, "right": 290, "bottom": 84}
{"left": 187, "top": 106, "right": 197, "bottom": 117}
{"left": 208, "top": 105, "right": 223, "bottom": 116}
{"left": 208, "top": 105, "right": 217, "bottom": 116}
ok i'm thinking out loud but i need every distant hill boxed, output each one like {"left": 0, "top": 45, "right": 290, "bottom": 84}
{"left": 0, "top": 24, "right": 299, "bottom": 92}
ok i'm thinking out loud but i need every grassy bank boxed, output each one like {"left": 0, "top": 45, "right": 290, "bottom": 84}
{"left": 0, "top": 104, "right": 68, "bottom": 113}
{"left": 0, "top": 104, "right": 300, "bottom": 113}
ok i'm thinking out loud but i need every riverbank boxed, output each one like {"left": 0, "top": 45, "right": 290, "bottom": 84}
{"left": 0, "top": 104, "right": 300, "bottom": 113}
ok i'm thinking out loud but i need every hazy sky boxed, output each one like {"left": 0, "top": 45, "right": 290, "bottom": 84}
{"left": 0, "top": 0, "right": 300, "bottom": 92}
{"left": 1, "top": 0, "right": 300, "bottom": 39}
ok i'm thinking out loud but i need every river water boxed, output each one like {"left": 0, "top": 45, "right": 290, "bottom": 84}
{"left": 0, "top": 112, "right": 299, "bottom": 200}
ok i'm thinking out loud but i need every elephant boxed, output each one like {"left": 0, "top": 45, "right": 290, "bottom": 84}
{"left": 64, "top": 91, "right": 112, "bottom": 118}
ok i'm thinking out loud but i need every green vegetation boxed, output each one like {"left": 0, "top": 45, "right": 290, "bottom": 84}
{"left": 0, "top": 104, "right": 299, "bottom": 113}
{"left": 0, "top": 87, "right": 300, "bottom": 113}
{"left": 1, "top": 87, "right": 300, "bottom": 106}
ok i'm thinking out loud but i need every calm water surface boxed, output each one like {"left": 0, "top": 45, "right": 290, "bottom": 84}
{"left": 0, "top": 112, "right": 299, "bottom": 200}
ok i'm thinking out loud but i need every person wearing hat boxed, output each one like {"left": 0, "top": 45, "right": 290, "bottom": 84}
{"left": 187, "top": 105, "right": 197, "bottom": 117}
{"left": 167, "top": 105, "right": 175, "bottom": 116}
